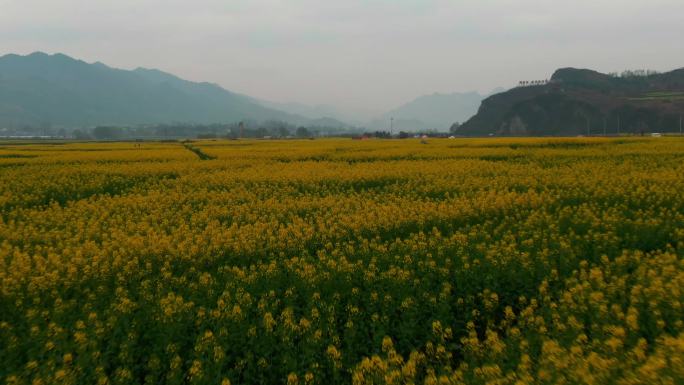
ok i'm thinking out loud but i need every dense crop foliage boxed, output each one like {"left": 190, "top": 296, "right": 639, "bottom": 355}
{"left": 1, "top": 137, "right": 683, "bottom": 385}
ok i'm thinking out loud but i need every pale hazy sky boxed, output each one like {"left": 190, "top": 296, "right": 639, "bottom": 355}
{"left": 1, "top": 0, "right": 683, "bottom": 116}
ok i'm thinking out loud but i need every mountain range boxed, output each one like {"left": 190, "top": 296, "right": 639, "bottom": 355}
{"left": 457, "top": 67, "right": 684, "bottom": 136}
{"left": 7, "top": 52, "right": 682, "bottom": 137}
{"left": 0, "top": 52, "right": 312, "bottom": 128}
{"left": 0, "top": 52, "right": 490, "bottom": 132}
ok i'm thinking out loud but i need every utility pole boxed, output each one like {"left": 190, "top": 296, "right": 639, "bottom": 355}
{"left": 617, "top": 115, "right": 621, "bottom": 135}
{"left": 603, "top": 116, "right": 607, "bottom": 136}
{"left": 390, "top": 117, "right": 394, "bottom": 137}
{"left": 586, "top": 116, "right": 590, "bottom": 136}
{"left": 680, "top": 114, "right": 682, "bottom": 135}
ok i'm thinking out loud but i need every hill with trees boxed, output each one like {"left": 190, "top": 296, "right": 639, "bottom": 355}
{"left": 455, "top": 68, "right": 684, "bottom": 136}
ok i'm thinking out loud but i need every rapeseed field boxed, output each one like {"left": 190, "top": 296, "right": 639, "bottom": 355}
{"left": 1, "top": 137, "right": 683, "bottom": 384}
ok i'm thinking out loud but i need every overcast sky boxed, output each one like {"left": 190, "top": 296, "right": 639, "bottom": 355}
{"left": 1, "top": 0, "right": 683, "bottom": 117}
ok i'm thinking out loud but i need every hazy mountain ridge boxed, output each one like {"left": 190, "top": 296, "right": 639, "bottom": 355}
{"left": 457, "top": 67, "right": 684, "bottom": 136}
{"left": 249, "top": 98, "right": 357, "bottom": 130}
{"left": 255, "top": 99, "right": 341, "bottom": 121}
{"left": 367, "top": 90, "right": 503, "bottom": 132}
{"left": 0, "top": 52, "right": 306, "bottom": 128}
{"left": 385, "top": 91, "right": 483, "bottom": 128}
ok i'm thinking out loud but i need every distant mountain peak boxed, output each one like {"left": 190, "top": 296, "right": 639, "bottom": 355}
{"left": 27, "top": 51, "right": 50, "bottom": 57}
{"left": 26, "top": 52, "right": 78, "bottom": 62}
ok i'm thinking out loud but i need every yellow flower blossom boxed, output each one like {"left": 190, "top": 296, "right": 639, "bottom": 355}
{"left": 2, "top": 138, "right": 684, "bottom": 384}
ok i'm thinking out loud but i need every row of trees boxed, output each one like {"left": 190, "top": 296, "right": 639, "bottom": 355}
{"left": 608, "top": 69, "right": 661, "bottom": 78}
{"left": 0, "top": 116, "right": 375, "bottom": 139}
{"left": 11, "top": 121, "right": 352, "bottom": 140}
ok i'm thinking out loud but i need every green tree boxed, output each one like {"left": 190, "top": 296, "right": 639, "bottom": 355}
{"left": 296, "top": 126, "right": 311, "bottom": 138}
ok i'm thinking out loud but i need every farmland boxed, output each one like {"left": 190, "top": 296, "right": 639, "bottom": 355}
{"left": 1, "top": 137, "right": 683, "bottom": 385}
{"left": 628, "top": 91, "right": 684, "bottom": 101}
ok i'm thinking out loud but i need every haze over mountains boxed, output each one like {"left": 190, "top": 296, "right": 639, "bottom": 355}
{"left": 0, "top": 52, "right": 362, "bottom": 131}
{"left": 0, "top": 52, "right": 309, "bottom": 128}
{"left": 260, "top": 92, "right": 492, "bottom": 132}
{"left": 367, "top": 90, "right": 503, "bottom": 132}
{"left": 0, "top": 52, "right": 486, "bottom": 132}
{"left": 6, "top": 52, "right": 679, "bottom": 137}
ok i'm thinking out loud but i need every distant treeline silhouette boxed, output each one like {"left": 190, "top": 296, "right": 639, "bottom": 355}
{"left": 3, "top": 121, "right": 366, "bottom": 140}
